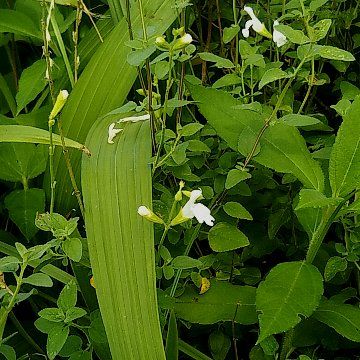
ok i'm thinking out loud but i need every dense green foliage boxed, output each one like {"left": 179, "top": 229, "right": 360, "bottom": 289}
{"left": 0, "top": 0, "right": 360, "bottom": 359}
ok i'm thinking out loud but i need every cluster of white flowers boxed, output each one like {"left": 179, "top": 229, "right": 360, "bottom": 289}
{"left": 138, "top": 188, "right": 215, "bottom": 228}
{"left": 242, "top": 6, "right": 287, "bottom": 48}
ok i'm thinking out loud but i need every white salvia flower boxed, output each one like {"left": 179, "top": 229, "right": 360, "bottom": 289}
{"left": 242, "top": 6, "right": 272, "bottom": 39}
{"left": 180, "top": 33, "right": 193, "bottom": 45}
{"left": 171, "top": 189, "right": 215, "bottom": 227}
{"left": 273, "top": 20, "right": 288, "bottom": 47}
{"left": 117, "top": 114, "right": 150, "bottom": 123}
{"left": 138, "top": 206, "right": 151, "bottom": 216}
{"left": 172, "top": 33, "right": 193, "bottom": 51}
{"left": 107, "top": 123, "right": 122, "bottom": 144}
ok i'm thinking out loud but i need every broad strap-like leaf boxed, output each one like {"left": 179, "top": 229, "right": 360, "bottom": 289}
{"left": 82, "top": 120, "right": 165, "bottom": 359}
{"left": 49, "top": 0, "right": 178, "bottom": 213}
{"left": 256, "top": 261, "right": 323, "bottom": 343}
{"left": 167, "top": 280, "right": 257, "bottom": 325}
{"left": 0, "top": 125, "right": 90, "bottom": 154}
{"left": 187, "top": 83, "right": 324, "bottom": 192}
{"left": 313, "top": 299, "right": 360, "bottom": 342}
{"left": 329, "top": 96, "right": 360, "bottom": 197}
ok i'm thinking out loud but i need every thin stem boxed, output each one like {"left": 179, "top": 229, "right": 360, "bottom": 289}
{"left": 298, "top": 57, "right": 315, "bottom": 114}
{"left": 48, "top": 119, "right": 55, "bottom": 215}
{"left": 242, "top": 57, "right": 307, "bottom": 169}
{"left": 73, "top": 0, "right": 82, "bottom": 83}
{"left": 306, "top": 191, "right": 357, "bottom": 263}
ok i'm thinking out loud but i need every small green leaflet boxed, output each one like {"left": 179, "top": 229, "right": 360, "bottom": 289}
{"left": 259, "top": 68, "right": 287, "bottom": 90}
{"left": 198, "top": 53, "right": 234, "bottom": 69}
{"left": 274, "top": 25, "right": 310, "bottom": 45}
{"left": 222, "top": 25, "right": 240, "bottom": 44}
{"left": 318, "top": 46, "right": 355, "bottom": 62}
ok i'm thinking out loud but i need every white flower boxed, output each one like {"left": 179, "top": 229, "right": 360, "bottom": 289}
{"left": 172, "top": 189, "right": 215, "bottom": 227}
{"left": 172, "top": 33, "right": 193, "bottom": 51}
{"left": 180, "top": 33, "right": 193, "bottom": 45}
{"left": 117, "top": 114, "right": 150, "bottom": 123}
{"left": 242, "top": 6, "right": 272, "bottom": 39}
{"left": 273, "top": 20, "right": 287, "bottom": 47}
{"left": 107, "top": 123, "right": 122, "bottom": 144}
{"left": 138, "top": 206, "right": 151, "bottom": 216}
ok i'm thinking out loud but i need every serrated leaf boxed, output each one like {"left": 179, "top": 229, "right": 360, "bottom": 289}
{"left": 62, "top": 238, "right": 82, "bottom": 262}
{"left": 180, "top": 123, "right": 203, "bottom": 137}
{"left": 256, "top": 261, "right": 323, "bottom": 342}
{"left": 313, "top": 19, "right": 331, "bottom": 41}
{"left": 23, "top": 273, "right": 53, "bottom": 287}
{"left": 0, "top": 256, "right": 20, "bottom": 273}
{"left": 318, "top": 46, "right": 355, "bottom": 62}
{"left": 212, "top": 73, "right": 242, "bottom": 89}
{"left": 295, "top": 189, "right": 341, "bottom": 210}
{"left": 309, "top": 0, "right": 329, "bottom": 11}
{"left": 172, "top": 280, "right": 257, "bottom": 325}
{"left": 329, "top": 97, "right": 360, "bottom": 197}
{"left": 172, "top": 256, "right": 202, "bottom": 269}
{"left": 259, "top": 68, "right": 287, "bottom": 90}
{"left": 188, "top": 83, "right": 324, "bottom": 192}
{"left": 5, "top": 189, "right": 45, "bottom": 240}
{"left": 313, "top": 299, "right": 360, "bottom": 342}
{"left": 16, "top": 59, "right": 47, "bottom": 114}
{"left": 208, "top": 222, "right": 249, "bottom": 252}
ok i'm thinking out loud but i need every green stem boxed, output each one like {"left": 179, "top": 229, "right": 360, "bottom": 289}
{"left": 48, "top": 119, "right": 55, "bottom": 214}
{"left": 306, "top": 191, "right": 357, "bottom": 263}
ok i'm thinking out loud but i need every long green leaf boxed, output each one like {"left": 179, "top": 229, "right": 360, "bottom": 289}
{"left": 49, "top": 0, "right": 178, "bottom": 212}
{"left": 82, "top": 120, "right": 165, "bottom": 359}
{"left": 187, "top": 83, "right": 324, "bottom": 192}
{"left": 329, "top": 96, "right": 360, "bottom": 197}
{"left": 0, "top": 125, "right": 90, "bottom": 154}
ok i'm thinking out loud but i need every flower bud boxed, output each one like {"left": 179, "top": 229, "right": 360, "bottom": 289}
{"left": 175, "top": 180, "right": 185, "bottom": 201}
{"left": 155, "top": 36, "right": 170, "bottom": 50}
{"left": 172, "top": 33, "right": 193, "bottom": 51}
{"left": 49, "top": 90, "right": 69, "bottom": 121}
{"left": 137, "top": 206, "right": 165, "bottom": 225}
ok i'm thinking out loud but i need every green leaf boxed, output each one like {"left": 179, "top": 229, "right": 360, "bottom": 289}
{"left": 208, "top": 222, "right": 249, "bottom": 252}
{"left": 212, "top": 73, "right": 242, "bottom": 89}
{"left": 58, "top": 336, "right": 82, "bottom": 357}
{"left": 295, "top": 189, "right": 341, "bottom": 210}
{"left": 23, "top": 273, "right": 53, "bottom": 287}
{"left": 50, "top": 0, "right": 179, "bottom": 213}
{"left": 318, "top": 46, "right": 355, "bottom": 62}
{"left": 225, "top": 169, "right": 251, "bottom": 189}
{"left": 324, "top": 256, "right": 347, "bottom": 281}
{"left": 313, "top": 299, "right": 360, "bottom": 342}
{"left": 180, "top": 123, "right": 204, "bottom": 137}
{"left": 39, "top": 308, "right": 65, "bottom": 322}
{"left": 16, "top": 59, "right": 47, "bottom": 114}
{"left": 0, "top": 9, "right": 41, "bottom": 38}
{"left": 222, "top": 25, "right": 240, "bottom": 44}
{"left": 274, "top": 25, "right": 310, "bottom": 44}
{"left": 82, "top": 121, "right": 167, "bottom": 359}
{"left": 0, "top": 345, "right": 16, "bottom": 360}
{"left": 57, "top": 281, "right": 78, "bottom": 311}
{"left": 309, "top": 0, "right": 329, "bottom": 12}
{"left": 0, "top": 125, "right": 90, "bottom": 154}
{"left": 259, "top": 68, "right": 287, "bottom": 90}
{"left": 62, "top": 238, "right": 82, "bottom": 262}
{"left": 188, "top": 84, "right": 324, "bottom": 192}
{"left": 65, "top": 307, "right": 87, "bottom": 323}
{"left": 198, "top": 52, "right": 234, "bottom": 69}
{"left": 173, "top": 280, "right": 257, "bottom": 325}
{"left": 47, "top": 325, "right": 70, "bottom": 360}
{"left": 0, "top": 256, "right": 20, "bottom": 273}
{"left": 172, "top": 256, "right": 202, "bottom": 269}
{"left": 209, "top": 331, "right": 231, "bottom": 360}
{"left": 223, "top": 202, "right": 253, "bottom": 220}
{"left": 280, "top": 114, "right": 322, "bottom": 127}
{"left": 329, "top": 97, "right": 360, "bottom": 197}
{"left": 256, "top": 261, "right": 323, "bottom": 342}
{"left": 165, "top": 311, "right": 178, "bottom": 360}
{"left": 5, "top": 189, "right": 45, "bottom": 240}
{"left": 0, "top": 143, "right": 47, "bottom": 182}
{"left": 313, "top": 19, "right": 332, "bottom": 41}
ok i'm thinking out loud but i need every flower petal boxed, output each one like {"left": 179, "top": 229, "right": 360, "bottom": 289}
{"left": 191, "top": 203, "right": 215, "bottom": 226}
